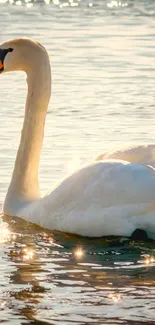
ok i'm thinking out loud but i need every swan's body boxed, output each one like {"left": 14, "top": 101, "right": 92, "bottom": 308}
{"left": 6, "top": 160, "right": 155, "bottom": 238}
{"left": 96, "top": 144, "right": 155, "bottom": 167}
{"left": 1, "top": 38, "right": 155, "bottom": 238}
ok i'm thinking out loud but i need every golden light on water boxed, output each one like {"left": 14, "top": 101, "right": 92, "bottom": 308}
{"left": 22, "top": 248, "right": 34, "bottom": 261}
{"left": 0, "top": 301, "right": 6, "bottom": 309}
{"left": 48, "top": 237, "right": 54, "bottom": 244}
{"left": 0, "top": 226, "right": 10, "bottom": 244}
{"left": 42, "top": 232, "right": 54, "bottom": 244}
{"left": 74, "top": 248, "right": 84, "bottom": 258}
{"left": 0, "top": 224, "right": 18, "bottom": 244}
{"left": 12, "top": 234, "right": 17, "bottom": 241}
{"left": 144, "top": 256, "right": 154, "bottom": 265}
{"left": 109, "top": 293, "right": 121, "bottom": 302}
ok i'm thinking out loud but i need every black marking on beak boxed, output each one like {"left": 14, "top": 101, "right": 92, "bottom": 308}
{"left": 0, "top": 48, "right": 13, "bottom": 73}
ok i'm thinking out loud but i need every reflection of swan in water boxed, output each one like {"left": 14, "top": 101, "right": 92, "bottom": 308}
{"left": 1, "top": 38, "right": 155, "bottom": 238}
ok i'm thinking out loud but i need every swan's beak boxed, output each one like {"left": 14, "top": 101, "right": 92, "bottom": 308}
{"left": 0, "top": 60, "right": 3, "bottom": 72}
{"left": 0, "top": 48, "right": 13, "bottom": 73}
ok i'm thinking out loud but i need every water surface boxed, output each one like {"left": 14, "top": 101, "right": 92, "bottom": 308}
{"left": 0, "top": 0, "right": 155, "bottom": 323}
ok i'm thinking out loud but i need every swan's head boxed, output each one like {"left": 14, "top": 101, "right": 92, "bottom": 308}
{"left": 0, "top": 37, "right": 49, "bottom": 74}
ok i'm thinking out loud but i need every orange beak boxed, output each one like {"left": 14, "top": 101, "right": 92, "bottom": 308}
{"left": 0, "top": 60, "right": 3, "bottom": 70}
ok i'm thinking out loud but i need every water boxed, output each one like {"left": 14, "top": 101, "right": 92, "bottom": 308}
{"left": 0, "top": 0, "right": 155, "bottom": 323}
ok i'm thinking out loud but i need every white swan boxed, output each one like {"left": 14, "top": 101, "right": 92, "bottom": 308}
{"left": 1, "top": 38, "right": 155, "bottom": 239}
{"left": 96, "top": 144, "right": 155, "bottom": 167}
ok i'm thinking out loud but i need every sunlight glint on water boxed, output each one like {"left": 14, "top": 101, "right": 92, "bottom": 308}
{"left": 0, "top": 1, "right": 155, "bottom": 324}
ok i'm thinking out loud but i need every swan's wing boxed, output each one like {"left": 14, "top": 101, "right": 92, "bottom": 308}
{"left": 20, "top": 160, "right": 155, "bottom": 238}
{"left": 96, "top": 144, "right": 155, "bottom": 167}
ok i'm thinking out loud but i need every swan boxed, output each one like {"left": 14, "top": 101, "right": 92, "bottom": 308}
{"left": 1, "top": 37, "right": 155, "bottom": 239}
{"left": 96, "top": 144, "right": 155, "bottom": 167}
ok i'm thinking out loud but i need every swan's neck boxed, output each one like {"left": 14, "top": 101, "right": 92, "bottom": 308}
{"left": 4, "top": 60, "right": 51, "bottom": 213}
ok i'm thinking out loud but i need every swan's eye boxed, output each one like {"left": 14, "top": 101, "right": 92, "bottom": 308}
{"left": 0, "top": 48, "right": 13, "bottom": 73}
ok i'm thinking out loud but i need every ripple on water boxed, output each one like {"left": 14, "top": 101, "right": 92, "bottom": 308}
{"left": 0, "top": 216, "right": 154, "bottom": 324}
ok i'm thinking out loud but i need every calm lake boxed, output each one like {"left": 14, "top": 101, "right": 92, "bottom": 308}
{"left": 0, "top": 0, "right": 155, "bottom": 324}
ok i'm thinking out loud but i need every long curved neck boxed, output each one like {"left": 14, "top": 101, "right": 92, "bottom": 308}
{"left": 5, "top": 59, "right": 51, "bottom": 210}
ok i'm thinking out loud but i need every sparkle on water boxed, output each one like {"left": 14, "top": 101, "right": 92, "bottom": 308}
{"left": 22, "top": 247, "right": 34, "bottom": 260}
{"left": 109, "top": 293, "right": 121, "bottom": 303}
{"left": 74, "top": 247, "right": 84, "bottom": 258}
{"left": 1, "top": 0, "right": 155, "bottom": 324}
{"left": 144, "top": 256, "right": 155, "bottom": 265}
